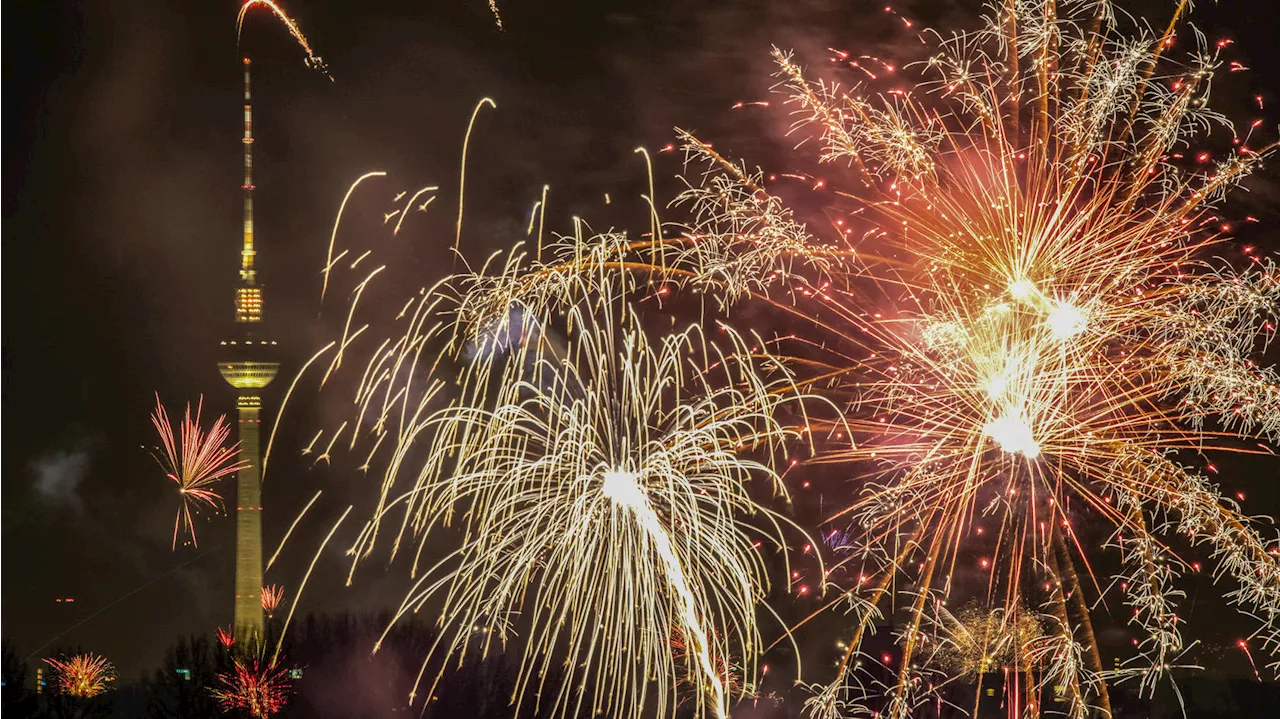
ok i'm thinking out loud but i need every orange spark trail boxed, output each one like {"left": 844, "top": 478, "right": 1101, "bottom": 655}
{"left": 237, "top": 1, "right": 331, "bottom": 80}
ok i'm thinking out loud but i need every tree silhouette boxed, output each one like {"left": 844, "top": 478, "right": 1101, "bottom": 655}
{"left": 148, "top": 634, "right": 229, "bottom": 718}
{"left": 2, "top": 639, "right": 37, "bottom": 716}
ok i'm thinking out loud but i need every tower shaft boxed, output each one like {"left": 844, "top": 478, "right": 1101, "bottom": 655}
{"left": 233, "top": 395, "right": 265, "bottom": 633}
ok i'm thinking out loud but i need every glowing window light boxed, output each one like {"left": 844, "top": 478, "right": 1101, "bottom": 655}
{"left": 235, "top": 287, "right": 264, "bottom": 323}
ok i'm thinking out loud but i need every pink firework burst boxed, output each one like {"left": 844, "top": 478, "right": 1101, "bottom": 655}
{"left": 261, "top": 585, "right": 284, "bottom": 616}
{"left": 151, "top": 394, "right": 247, "bottom": 549}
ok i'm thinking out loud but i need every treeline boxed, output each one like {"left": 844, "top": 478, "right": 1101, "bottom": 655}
{"left": 3, "top": 613, "right": 534, "bottom": 719}
{"left": 7, "top": 622, "right": 1280, "bottom": 718}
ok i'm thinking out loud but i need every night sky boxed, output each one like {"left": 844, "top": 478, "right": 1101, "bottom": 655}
{"left": 5, "top": 0, "right": 1280, "bottom": 689}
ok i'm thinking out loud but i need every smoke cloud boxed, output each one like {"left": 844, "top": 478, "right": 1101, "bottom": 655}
{"left": 29, "top": 439, "right": 97, "bottom": 514}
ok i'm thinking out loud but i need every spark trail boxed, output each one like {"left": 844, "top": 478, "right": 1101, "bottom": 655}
{"left": 602, "top": 469, "right": 728, "bottom": 718}
{"left": 237, "top": 1, "right": 331, "bottom": 80}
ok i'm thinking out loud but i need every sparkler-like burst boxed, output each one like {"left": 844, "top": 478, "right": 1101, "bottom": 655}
{"left": 44, "top": 653, "right": 115, "bottom": 698}
{"left": 212, "top": 658, "right": 292, "bottom": 718}
{"left": 667, "top": 1, "right": 1280, "bottom": 714}
{"left": 150, "top": 395, "right": 247, "bottom": 549}
{"left": 360, "top": 278, "right": 811, "bottom": 719}
{"left": 308, "top": 222, "right": 818, "bottom": 719}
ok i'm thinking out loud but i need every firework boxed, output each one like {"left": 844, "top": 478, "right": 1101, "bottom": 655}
{"left": 366, "top": 276, "right": 808, "bottom": 719}
{"left": 917, "top": 600, "right": 1107, "bottom": 718}
{"left": 310, "top": 229, "right": 818, "bottom": 719}
{"left": 212, "top": 658, "right": 292, "bottom": 718}
{"left": 666, "top": 1, "right": 1279, "bottom": 714}
{"left": 927, "top": 604, "right": 1044, "bottom": 680}
{"left": 276, "top": 3, "right": 1279, "bottom": 713}
{"left": 151, "top": 394, "right": 247, "bottom": 549}
{"left": 669, "top": 627, "right": 754, "bottom": 702}
{"left": 217, "top": 626, "right": 237, "bottom": 649}
{"left": 237, "top": 0, "right": 330, "bottom": 79}
{"left": 44, "top": 653, "right": 115, "bottom": 698}
{"left": 261, "top": 585, "right": 284, "bottom": 617}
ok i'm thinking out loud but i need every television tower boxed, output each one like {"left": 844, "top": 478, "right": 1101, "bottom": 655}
{"left": 218, "top": 57, "right": 279, "bottom": 638}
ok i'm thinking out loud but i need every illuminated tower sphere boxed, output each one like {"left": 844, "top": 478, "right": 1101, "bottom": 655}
{"left": 218, "top": 57, "right": 280, "bottom": 638}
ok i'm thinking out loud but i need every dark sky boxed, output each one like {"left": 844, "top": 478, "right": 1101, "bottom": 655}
{"left": 5, "top": 0, "right": 1280, "bottom": 686}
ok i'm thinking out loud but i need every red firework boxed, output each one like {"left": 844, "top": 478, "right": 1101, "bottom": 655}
{"left": 212, "top": 659, "right": 291, "bottom": 717}
{"left": 261, "top": 585, "right": 284, "bottom": 616}
{"left": 216, "top": 626, "right": 236, "bottom": 648}
{"left": 151, "top": 394, "right": 248, "bottom": 549}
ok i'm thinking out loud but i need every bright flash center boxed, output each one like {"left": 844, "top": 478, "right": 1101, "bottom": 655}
{"left": 602, "top": 470, "right": 646, "bottom": 508}
{"left": 1046, "top": 301, "right": 1087, "bottom": 340}
{"left": 1009, "top": 279, "right": 1038, "bottom": 301}
{"left": 983, "top": 374, "right": 1009, "bottom": 400}
{"left": 984, "top": 412, "right": 1041, "bottom": 459}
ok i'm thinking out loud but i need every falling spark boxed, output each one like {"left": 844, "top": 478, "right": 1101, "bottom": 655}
{"left": 454, "top": 97, "right": 497, "bottom": 262}
{"left": 322, "top": 173, "right": 386, "bottom": 304}
{"left": 488, "top": 0, "right": 503, "bottom": 31}
{"left": 1238, "top": 639, "right": 1263, "bottom": 682}
{"left": 601, "top": 469, "right": 729, "bottom": 714}
{"left": 267, "top": 490, "right": 322, "bottom": 570}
